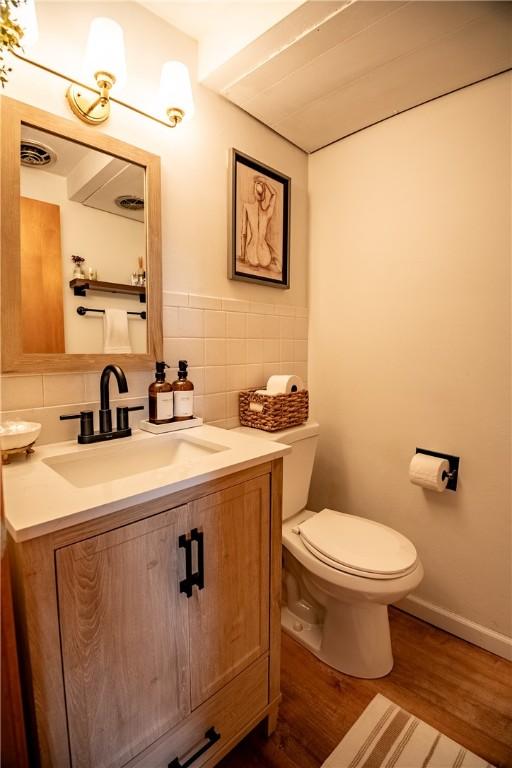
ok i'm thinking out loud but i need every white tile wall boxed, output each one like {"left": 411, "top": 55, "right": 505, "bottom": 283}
{"left": 42, "top": 374, "right": 86, "bottom": 407}
{"left": 177, "top": 307, "right": 204, "bottom": 338}
{"left": 226, "top": 312, "right": 246, "bottom": 338}
{"left": 204, "top": 366, "right": 226, "bottom": 395}
{"left": 221, "top": 298, "right": 249, "bottom": 313}
{"left": 2, "top": 375, "right": 44, "bottom": 410}
{"left": 163, "top": 307, "right": 179, "bottom": 336}
{"left": 204, "top": 339, "right": 226, "bottom": 366}
{"left": 188, "top": 294, "right": 222, "bottom": 311}
{"left": 247, "top": 313, "right": 264, "bottom": 338}
{"left": 204, "top": 310, "right": 226, "bottom": 338}
{"left": 1, "top": 292, "right": 308, "bottom": 444}
{"left": 263, "top": 339, "right": 280, "bottom": 362}
{"left": 163, "top": 338, "right": 204, "bottom": 367}
{"left": 226, "top": 339, "right": 246, "bottom": 365}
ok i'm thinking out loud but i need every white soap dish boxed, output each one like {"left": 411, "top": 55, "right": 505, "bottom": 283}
{"left": 139, "top": 417, "right": 203, "bottom": 434}
{"left": 0, "top": 421, "right": 42, "bottom": 464}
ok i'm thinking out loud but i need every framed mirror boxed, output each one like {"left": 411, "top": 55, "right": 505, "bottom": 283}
{"left": 1, "top": 97, "right": 162, "bottom": 373}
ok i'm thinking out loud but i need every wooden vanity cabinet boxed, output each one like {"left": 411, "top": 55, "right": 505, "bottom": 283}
{"left": 57, "top": 505, "right": 191, "bottom": 768}
{"left": 10, "top": 460, "right": 282, "bottom": 768}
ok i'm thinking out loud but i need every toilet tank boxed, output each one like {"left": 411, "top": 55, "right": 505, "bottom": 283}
{"left": 233, "top": 421, "right": 319, "bottom": 520}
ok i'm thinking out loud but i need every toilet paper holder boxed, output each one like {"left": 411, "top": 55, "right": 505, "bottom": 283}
{"left": 415, "top": 448, "right": 460, "bottom": 491}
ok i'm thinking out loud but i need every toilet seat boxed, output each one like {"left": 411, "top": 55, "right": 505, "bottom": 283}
{"left": 296, "top": 509, "right": 418, "bottom": 580}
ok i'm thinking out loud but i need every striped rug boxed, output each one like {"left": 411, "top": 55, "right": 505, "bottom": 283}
{"left": 322, "top": 694, "right": 495, "bottom": 768}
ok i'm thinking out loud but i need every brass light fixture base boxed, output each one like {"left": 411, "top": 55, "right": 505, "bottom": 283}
{"left": 167, "top": 107, "right": 185, "bottom": 128}
{"left": 66, "top": 83, "right": 110, "bottom": 124}
{"left": 14, "top": 51, "right": 187, "bottom": 130}
{"left": 66, "top": 72, "right": 115, "bottom": 125}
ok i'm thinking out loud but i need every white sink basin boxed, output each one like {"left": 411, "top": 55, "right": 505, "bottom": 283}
{"left": 4, "top": 423, "right": 290, "bottom": 542}
{"left": 42, "top": 433, "right": 228, "bottom": 488}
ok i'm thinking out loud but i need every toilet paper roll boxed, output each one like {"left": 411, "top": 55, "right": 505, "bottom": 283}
{"left": 409, "top": 453, "right": 450, "bottom": 492}
{"left": 266, "top": 374, "right": 304, "bottom": 395}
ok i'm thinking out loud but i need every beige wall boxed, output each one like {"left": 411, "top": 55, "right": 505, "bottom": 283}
{"left": 7, "top": 1, "right": 308, "bottom": 306}
{"left": 308, "top": 74, "right": 511, "bottom": 648}
{"left": 1, "top": 1, "right": 308, "bottom": 436}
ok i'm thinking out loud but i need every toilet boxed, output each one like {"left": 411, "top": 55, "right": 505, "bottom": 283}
{"left": 234, "top": 420, "right": 424, "bottom": 678}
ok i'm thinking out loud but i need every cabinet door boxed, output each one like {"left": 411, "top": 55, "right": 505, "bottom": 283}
{"left": 56, "top": 507, "right": 190, "bottom": 768}
{"left": 188, "top": 476, "right": 270, "bottom": 708}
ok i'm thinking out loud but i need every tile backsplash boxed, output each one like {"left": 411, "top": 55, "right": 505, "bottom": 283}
{"left": 1, "top": 292, "right": 308, "bottom": 445}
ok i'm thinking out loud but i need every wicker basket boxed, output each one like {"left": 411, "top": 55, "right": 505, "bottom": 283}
{"left": 239, "top": 388, "right": 309, "bottom": 432}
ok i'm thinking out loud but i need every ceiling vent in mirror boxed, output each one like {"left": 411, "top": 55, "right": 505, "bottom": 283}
{"left": 115, "top": 195, "right": 144, "bottom": 211}
{"left": 20, "top": 140, "right": 56, "bottom": 168}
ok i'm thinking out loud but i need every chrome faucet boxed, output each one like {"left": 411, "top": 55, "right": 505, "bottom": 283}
{"left": 61, "top": 364, "right": 143, "bottom": 444}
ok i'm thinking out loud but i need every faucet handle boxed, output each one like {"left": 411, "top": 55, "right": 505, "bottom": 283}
{"left": 116, "top": 405, "right": 144, "bottom": 431}
{"left": 60, "top": 410, "right": 94, "bottom": 437}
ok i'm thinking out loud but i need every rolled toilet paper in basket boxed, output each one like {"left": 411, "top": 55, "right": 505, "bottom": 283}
{"left": 409, "top": 453, "right": 450, "bottom": 492}
{"left": 265, "top": 374, "right": 304, "bottom": 395}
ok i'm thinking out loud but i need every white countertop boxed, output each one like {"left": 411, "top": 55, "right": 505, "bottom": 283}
{"left": 4, "top": 425, "right": 289, "bottom": 542}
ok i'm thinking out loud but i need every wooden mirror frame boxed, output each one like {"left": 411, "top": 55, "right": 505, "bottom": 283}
{"left": 0, "top": 96, "right": 162, "bottom": 373}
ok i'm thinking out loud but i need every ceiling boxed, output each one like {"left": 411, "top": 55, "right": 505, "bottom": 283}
{"left": 21, "top": 125, "right": 91, "bottom": 176}
{"left": 140, "top": 0, "right": 307, "bottom": 78}
{"left": 142, "top": 0, "right": 512, "bottom": 153}
{"left": 20, "top": 126, "right": 145, "bottom": 222}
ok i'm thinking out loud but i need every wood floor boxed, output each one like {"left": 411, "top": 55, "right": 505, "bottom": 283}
{"left": 219, "top": 608, "right": 512, "bottom": 768}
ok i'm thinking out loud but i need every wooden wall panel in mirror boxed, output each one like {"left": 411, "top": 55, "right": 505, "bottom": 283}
{"left": 1, "top": 97, "right": 162, "bottom": 373}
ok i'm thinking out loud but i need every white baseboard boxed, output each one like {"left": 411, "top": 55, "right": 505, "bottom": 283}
{"left": 396, "top": 595, "right": 512, "bottom": 661}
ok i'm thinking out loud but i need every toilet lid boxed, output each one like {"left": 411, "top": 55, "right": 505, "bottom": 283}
{"left": 297, "top": 509, "right": 418, "bottom": 578}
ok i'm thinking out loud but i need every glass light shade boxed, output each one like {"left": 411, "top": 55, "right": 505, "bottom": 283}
{"left": 13, "top": 0, "right": 39, "bottom": 49}
{"left": 159, "top": 61, "right": 194, "bottom": 122}
{"left": 83, "top": 17, "right": 127, "bottom": 90}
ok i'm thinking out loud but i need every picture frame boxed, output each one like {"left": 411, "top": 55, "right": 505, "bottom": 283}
{"left": 228, "top": 148, "right": 290, "bottom": 288}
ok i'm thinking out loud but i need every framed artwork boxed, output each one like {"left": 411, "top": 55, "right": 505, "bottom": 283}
{"left": 228, "top": 149, "right": 290, "bottom": 288}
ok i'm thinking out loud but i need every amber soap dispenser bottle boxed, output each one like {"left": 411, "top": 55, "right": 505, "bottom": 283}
{"left": 172, "top": 360, "right": 194, "bottom": 421}
{"left": 148, "top": 361, "right": 174, "bottom": 424}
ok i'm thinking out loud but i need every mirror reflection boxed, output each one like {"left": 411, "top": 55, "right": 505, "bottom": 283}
{"left": 19, "top": 124, "right": 147, "bottom": 354}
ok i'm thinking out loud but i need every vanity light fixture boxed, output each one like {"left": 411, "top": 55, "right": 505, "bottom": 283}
{"left": 66, "top": 17, "right": 127, "bottom": 125}
{"left": 12, "top": 10, "right": 193, "bottom": 129}
{"left": 159, "top": 61, "right": 194, "bottom": 127}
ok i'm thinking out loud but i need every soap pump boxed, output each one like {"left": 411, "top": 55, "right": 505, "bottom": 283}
{"left": 172, "top": 360, "right": 194, "bottom": 421}
{"left": 148, "top": 361, "right": 173, "bottom": 424}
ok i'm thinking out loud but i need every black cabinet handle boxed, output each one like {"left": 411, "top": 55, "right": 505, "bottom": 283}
{"left": 168, "top": 727, "right": 220, "bottom": 768}
{"left": 179, "top": 534, "right": 193, "bottom": 597}
{"left": 178, "top": 529, "right": 205, "bottom": 598}
{"left": 190, "top": 528, "right": 204, "bottom": 591}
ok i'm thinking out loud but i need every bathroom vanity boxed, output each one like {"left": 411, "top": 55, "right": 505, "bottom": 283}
{"left": 1, "top": 96, "right": 287, "bottom": 768}
{"left": 5, "top": 427, "right": 287, "bottom": 768}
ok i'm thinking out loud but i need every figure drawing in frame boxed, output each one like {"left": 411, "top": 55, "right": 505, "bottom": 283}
{"left": 229, "top": 150, "right": 290, "bottom": 288}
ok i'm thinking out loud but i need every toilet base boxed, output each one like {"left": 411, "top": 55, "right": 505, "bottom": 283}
{"left": 282, "top": 605, "right": 323, "bottom": 652}
{"left": 281, "top": 600, "right": 394, "bottom": 679}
